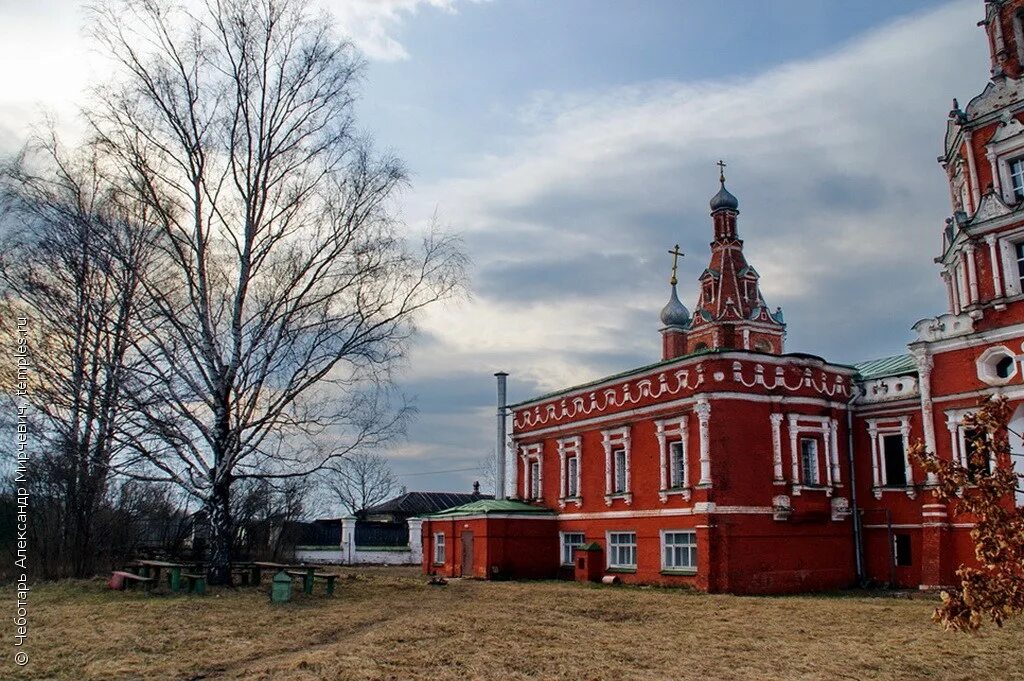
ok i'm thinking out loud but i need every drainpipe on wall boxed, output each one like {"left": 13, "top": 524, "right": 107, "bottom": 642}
{"left": 495, "top": 372, "right": 509, "bottom": 500}
{"left": 846, "top": 387, "right": 865, "bottom": 586}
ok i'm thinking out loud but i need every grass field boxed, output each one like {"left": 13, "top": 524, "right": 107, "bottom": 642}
{"left": 10, "top": 566, "right": 1024, "bottom": 680}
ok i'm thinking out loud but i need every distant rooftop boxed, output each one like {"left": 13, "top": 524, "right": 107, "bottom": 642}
{"left": 424, "top": 499, "right": 554, "bottom": 518}
{"left": 364, "top": 491, "right": 492, "bottom": 517}
{"left": 854, "top": 354, "right": 917, "bottom": 380}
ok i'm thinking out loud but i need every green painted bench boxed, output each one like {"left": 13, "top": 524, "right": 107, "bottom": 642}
{"left": 182, "top": 573, "right": 207, "bottom": 595}
{"left": 286, "top": 570, "right": 339, "bottom": 595}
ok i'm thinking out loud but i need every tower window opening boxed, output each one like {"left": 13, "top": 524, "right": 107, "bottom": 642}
{"left": 996, "top": 354, "right": 1015, "bottom": 379}
{"left": 1010, "top": 158, "right": 1024, "bottom": 201}
{"left": 1015, "top": 242, "right": 1024, "bottom": 290}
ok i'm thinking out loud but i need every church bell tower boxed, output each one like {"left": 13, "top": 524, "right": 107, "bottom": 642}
{"left": 660, "top": 162, "right": 786, "bottom": 360}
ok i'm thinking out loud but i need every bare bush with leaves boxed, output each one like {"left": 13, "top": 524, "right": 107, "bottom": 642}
{"left": 910, "top": 396, "right": 1024, "bottom": 631}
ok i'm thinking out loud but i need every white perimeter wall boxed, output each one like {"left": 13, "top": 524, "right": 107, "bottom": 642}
{"left": 294, "top": 517, "right": 423, "bottom": 565}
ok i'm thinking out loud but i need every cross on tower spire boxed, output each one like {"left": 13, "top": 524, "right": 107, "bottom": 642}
{"left": 667, "top": 244, "right": 684, "bottom": 285}
{"left": 717, "top": 159, "right": 727, "bottom": 184}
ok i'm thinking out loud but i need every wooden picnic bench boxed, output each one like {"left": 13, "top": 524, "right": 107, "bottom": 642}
{"left": 181, "top": 572, "right": 207, "bottom": 595}
{"left": 249, "top": 561, "right": 292, "bottom": 586}
{"left": 286, "top": 570, "right": 339, "bottom": 595}
{"left": 135, "top": 559, "right": 187, "bottom": 592}
{"left": 108, "top": 570, "right": 155, "bottom": 593}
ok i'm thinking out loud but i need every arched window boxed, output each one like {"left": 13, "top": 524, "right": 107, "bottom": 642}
{"left": 754, "top": 340, "right": 772, "bottom": 353}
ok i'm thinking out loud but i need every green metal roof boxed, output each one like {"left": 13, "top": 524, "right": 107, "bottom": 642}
{"left": 854, "top": 354, "right": 917, "bottom": 380}
{"left": 423, "top": 499, "right": 555, "bottom": 518}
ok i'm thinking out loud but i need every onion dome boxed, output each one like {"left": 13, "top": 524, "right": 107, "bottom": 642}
{"left": 660, "top": 284, "right": 690, "bottom": 327}
{"left": 710, "top": 159, "right": 739, "bottom": 211}
{"left": 710, "top": 182, "right": 738, "bottom": 211}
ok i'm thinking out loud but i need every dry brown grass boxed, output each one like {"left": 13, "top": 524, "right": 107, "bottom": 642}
{"left": 9, "top": 566, "right": 1024, "bottom": 680}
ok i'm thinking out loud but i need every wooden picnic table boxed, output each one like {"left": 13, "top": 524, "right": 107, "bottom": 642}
{"left": 134, "top": 560, "right": 188, "bottom": 592}
{"left": 248, "top": 561, "right": 301, "bottom": 586}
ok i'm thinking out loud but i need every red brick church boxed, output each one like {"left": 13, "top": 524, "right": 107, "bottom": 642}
{"left": 422, "top": 0, "right": 1024, "bottom": 594}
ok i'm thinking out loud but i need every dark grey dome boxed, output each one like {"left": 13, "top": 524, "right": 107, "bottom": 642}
{"left": 710, "top": 183, "right": 738, "bottom": 211}
{"left": 660, "top": 284, "right": 690, "bottom": 327}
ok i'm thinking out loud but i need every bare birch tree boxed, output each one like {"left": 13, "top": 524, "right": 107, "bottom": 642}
{"left": 85, "top": 0, "right": 466, "bottom": 583}
{"left": 0, "top": 137, "right": 156, "bottom": 577}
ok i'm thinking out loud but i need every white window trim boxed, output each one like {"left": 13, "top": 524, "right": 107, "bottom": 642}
{"left": 998, "top": 229, "right": 1024, "bottom": 298}
{"left": 659, "top": 529, "right": 698, "bottom": 574}
{"left": 976, "top": 344, "right": 1020, "bottom": 386}
{"left": 990, "top": 133, "right": 1024, "bottom": 205}
{"left": 606, "top": 530, "right": 637, "bottom": 570}
{"left": 433, "top": 532, "right": 445, "bottom": 565}
{"left": 945, "top": 408, "right": 996, "bottom": 477}
{"left": 519, "top": 442, "right": 543, "bottom": 501}
{"left": 866, "top": 416, "right": 915, "bottom": 499}
{"left": 799, "top": 437, "right": 820, "bottom": 486}
{"left": 559, "top": 531, "right": 586, "bottom": 566}
{"left": 655, "top": 416, "right": 690, "bottom": 503}
{"left": 557, "top": 435, "right": 582, "bottom": 508}
{"left": 601, "top": 426, "right": 632, "bottom": 506}
{"left": 786, "top": 414, "right": 840, "bottom": 496}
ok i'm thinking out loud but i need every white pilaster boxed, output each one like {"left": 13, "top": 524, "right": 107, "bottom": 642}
{"left": 988, "top": 149, "right": 1002, "bottom": 197}
{"left": 966, "top": 243, "right": 979, "bottom": 303}
{"left": 987, "top": 233, "right": 1004, "bottom": 298}
{"left": 655, "top": 420, "right": 668, "bottom": 492}
{"left": 340, "top": 515, "right": 357, "bottom": 564}
{"left": 946, "top": 416, "right": 962, "bottom": 468}
{"left": 964, "top": 129, "right": 980, "bottom": 211}
{"left": 602, "top": 432, "right": 612, "bottom": 499}
{"left": 696, "top": 399, "right": 712, "bottom": 486}
{"left": 868, "top": 422, "right": 881, "bottom": 498}
{"left": 407, "top": 518, "right": 424, "bottom": 558}
{"left": 942, "top": 271, "right": 956, "bottom": 315}
{"left": 900, "top": 415, "right": 915, "bottom": 498}
{"left": 911, "top": 349, "right": 938, "bottom": 486}
{"left": 770, "top": 413, "right": 784, "bottom": 484}
{"left": 788, "top": 414, "right": 800, "bottom": 494}
{"left": 949, "top": 266, "right": 962, "bottom": 315}
{"left": 829, "top": 418, "right": 841, "bottom": 485}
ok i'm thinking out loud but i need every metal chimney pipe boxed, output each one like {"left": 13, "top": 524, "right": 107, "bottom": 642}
{"left": 494, "top": 372, "right": 508, "bottom": 500}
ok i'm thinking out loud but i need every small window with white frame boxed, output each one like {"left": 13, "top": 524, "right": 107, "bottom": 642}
{"left": 557, "top": 436, "right": 582, "bottom": 504}
{"left": 602, "top": 426, "right": 631, "bottom": 503}
{"left": 800, "top": 438, "right": 819, "bottom": 485}
{"left": 662, "top": 531, "right": 697, "bottom": 572}
{"left": 608, "top": 531, "right": 636, "bottom": 569}
{"left": 1016, "top": 241, "right": 1024, "bottom": 289}
{"left": 566, "top": 455, "right": 579, "bottom": 497}
{"left": 520, "top": 442, "right": 543, "bottom": 501}
{"left": 669, "top": 441, "right": 686, "bottom": 488}
{"left": 613, "top": 448, "right": 627, "bottom": 493}
{"left": 560, "top": 532, "right": 585, "bottom": 566}
{"left": 882, "top": 434, "right": 907, "bottom": 487}
{"left": 1010, "top": 157, "right": 1024, "bottom": 202}
{"left": 655, "top": 416, "right": 688, "bottom": 500}
{"left": 433, "top": 533, "right": 445, "bottom": 565}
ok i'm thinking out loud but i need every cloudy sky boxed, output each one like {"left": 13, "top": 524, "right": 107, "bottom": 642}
{"left": 0, "top": 0, "right": 992, "bottom": 496}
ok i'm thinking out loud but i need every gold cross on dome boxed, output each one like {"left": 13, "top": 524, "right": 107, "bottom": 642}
{"left": 717, "top": 159, "right": 727, "bottom": 183}
{"left": 668, "top": 244, "right": 684, "bottom": 285}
